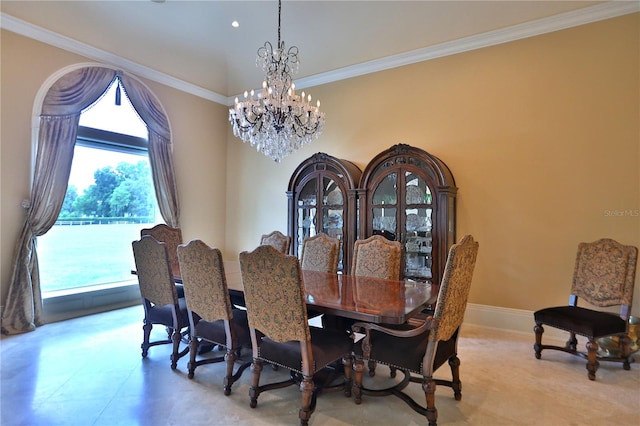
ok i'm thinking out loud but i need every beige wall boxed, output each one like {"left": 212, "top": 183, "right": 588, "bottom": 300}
{"left": 2, "top": 14, "right": 639, "bottom": 316}
{"left": 225, "top": 14, "right": 640, "bottom": 313}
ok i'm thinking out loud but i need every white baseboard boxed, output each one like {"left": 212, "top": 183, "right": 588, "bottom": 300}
{"left": 464, "top": 303, "right": 567, "bottom": 341}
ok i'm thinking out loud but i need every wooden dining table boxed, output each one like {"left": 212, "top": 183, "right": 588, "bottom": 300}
{"left": 222, "top": 261, "right": 438, "bottom": 325}
{"left": 134, "top": 260, "right": 438, "bottom": 325}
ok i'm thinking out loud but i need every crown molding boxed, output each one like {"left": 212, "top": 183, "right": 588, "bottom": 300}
{"left": 0, "top": 13, "right": 228, "bottom": 105}
{"left": 2, "top": 1, "right": 637, "bottom": 107}
{"left": 291, "top": 1, "right": 640, "bottom": 93}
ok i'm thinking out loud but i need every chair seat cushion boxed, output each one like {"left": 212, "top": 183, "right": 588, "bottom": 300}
{"left": 353, "top": 325, "right": 458, "bottom": 374}
{"left": 534, "top": 306, "right": 626, "bottom": 339}
{"left": 258, "top": 327, "right": 352, "bottom": 374}
{"left": 194, "top": 309, "right": 251, "bottom": 348}
{"left": 148, "top": 297, "right": 189, "bottom": 328}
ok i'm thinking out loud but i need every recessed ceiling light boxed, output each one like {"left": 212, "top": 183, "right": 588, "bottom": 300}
{"left": 232, "top": 21, "right": 239, "bottom": 28}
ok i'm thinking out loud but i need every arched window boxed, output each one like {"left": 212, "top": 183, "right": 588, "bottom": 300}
{"left": 38, "top": 78, "right": 160, "bottom": 296}
{"left": 2, "top": 66, "right": 180, "bottom": 334}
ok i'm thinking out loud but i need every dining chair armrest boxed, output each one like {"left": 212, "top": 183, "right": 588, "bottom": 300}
{"left": 352, "top": 316, "right": 438, "bottom": 338}
{"left": 352, "top": 317, "right": 438, "bottom": 360}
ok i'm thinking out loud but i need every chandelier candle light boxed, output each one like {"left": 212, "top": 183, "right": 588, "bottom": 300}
{"left": 229, "top": 0, "right": 325, "bottom": 162}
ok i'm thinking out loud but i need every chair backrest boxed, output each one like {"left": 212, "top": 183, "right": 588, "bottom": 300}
{"left": 177, "top": 239, "right": 233, "bottom": 323}
{"left": 300, "top": 233, "right": 340, "bottom": 274}
{"left": 351, "top": 235, "right": 402, "bottom": 280}
{"left": 571, "top": 238, "right": 638, "bottom": 310}
{"left": 141, "top": 224, "right": 183, "bottom": 276}
{"left": 260, "top": 230, "right": 291, "bottom": 254}
{"left": 132, "top": 235, "right": 178, "bottom": 307}
{"left": 240, "top": 245, "right": 309, "bottom": 343}
{"left": 431, "top": 235, "right": 479, "bottom": 343}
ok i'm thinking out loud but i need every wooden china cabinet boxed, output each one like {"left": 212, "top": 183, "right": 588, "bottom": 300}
{"left": 287, "top": 153, "right": 362, "bottom": 273}
{"left": 358, "top": 144, "right": 457, "bottom": 284}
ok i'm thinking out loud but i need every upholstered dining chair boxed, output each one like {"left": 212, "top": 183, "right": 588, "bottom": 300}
{"left": 301, "top": 233, "right": 340, "bottom": 322}
{"left": 300, "top": 233, "right": 340, "bottom": 274}
{"left": 176, "top": 239, "right": 252, "bottom": 394}
{"left": 239, "top": 244, "right": 354, "bottom": 426}
{"left": 141, "top": 224, "right": 183, "bottom": 275}
{"left": 259, "top": 230, "right": 291, "bottom": 254}
{"left": 132, "top": 235, "right": 189, "bottom": 369}
{"left": 351, "top": 234, "right": 402, "bottom": 280}
{"left": 351, "top": 235, "right": 479, "bottom": 426}
{"left": 533, "top": 238, "right": 638, "bottom": 380}
{"left": 350, "top": 234, "right": 403, "bottom": 375}
{"left": 141, "top": 224, "right": 185, "bottom": 298}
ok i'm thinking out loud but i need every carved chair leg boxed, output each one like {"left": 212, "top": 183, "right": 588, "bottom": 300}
{"left": 249, "top": 359, "right": 263, "bottom": 408}
{"left": 368, "top": 359, "right": 377, "bottom": 377}
{"left": 533, "top": 323, "right": 543, "bottom": 359}
{"left": 586, "top": 339, "right": 599, "bottom": 381}
{"left": 141, "top": 322, "right": 152, "bottom": 357}
{"left": 620, "top": 334, "right": 632, "bottom": 370}
{"left": 342, "top": 355, "right": 353, "bottom": 397}
{"left": 223, "top": 348, "right": 237, "bottom": 395}
{"left": 566, "top": 332, "right": 578, "bottom": 352}
{"left": 423, "top": 376, "right": 437, "bottom": 426}
{"left": 448, "top": 355, "right": 462, "bottom": 401}
{"left": 353, "top": 358, "right": 364, "bottom": 405}
{"left": 187, "top": 338, "right": 199, "bottom": 378}
{"left": 299, "top": 375, "right": 314, "bottom": 426}
{"left": 170, "top": 328, "right": 181, "bottom": 369}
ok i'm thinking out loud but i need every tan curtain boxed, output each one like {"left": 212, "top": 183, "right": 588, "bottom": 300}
{"left": 119, "top": 74, "right": 179, "bottom": 227}
{"left": 1, "top": 67, "right": 179, "bottom": 334}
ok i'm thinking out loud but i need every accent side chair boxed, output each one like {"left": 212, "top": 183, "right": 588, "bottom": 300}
{"left": 533, "top": 238, "right": 638, "bottom": 380}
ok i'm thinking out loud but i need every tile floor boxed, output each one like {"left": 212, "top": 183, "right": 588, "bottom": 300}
{"left": 1, "top": 305, "right": 639, "bottom": 425}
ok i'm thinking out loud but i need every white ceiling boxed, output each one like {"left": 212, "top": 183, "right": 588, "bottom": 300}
{"left": 1, "top": 1, "right": 634, "bottom": 102}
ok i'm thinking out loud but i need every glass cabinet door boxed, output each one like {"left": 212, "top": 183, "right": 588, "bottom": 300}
{"left": 371, "top": 173, "right": 397, "bottom": 240}
{"left": 288, "top": 153, "right": 362, "bottom": 274}
{"left": 322, "top": 177, "right": 344, "bottom": 269}
{"left": 403, "top": 172, "right": 433, "bottom": 282}
{"left": 295, "top": 177, "right": 318, "bottom": 256}
{"left": 360, "top": 144, "right": 457, "bottom": 285}
{"left": 369, "top": 170, "right": 434, "bottom": 282}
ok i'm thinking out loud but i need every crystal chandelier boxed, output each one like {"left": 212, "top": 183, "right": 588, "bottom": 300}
{"left": 229, "top": 0, "right": 325, "bottom": 162}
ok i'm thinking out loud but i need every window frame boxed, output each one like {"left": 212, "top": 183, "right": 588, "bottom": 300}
{"left": 41, "top": 126, "right": 153, "bottom": 322}
{"left": 76, "top": 125, "right": 148, "bottom": 153}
